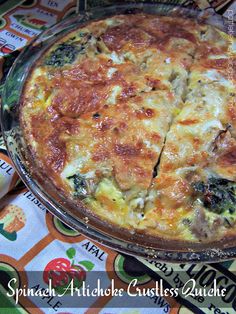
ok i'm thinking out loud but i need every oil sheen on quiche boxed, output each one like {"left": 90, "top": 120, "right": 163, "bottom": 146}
{"left": 20, "top": 14, "right": 236, "bottom": 242}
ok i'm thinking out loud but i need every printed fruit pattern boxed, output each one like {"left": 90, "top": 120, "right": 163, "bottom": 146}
{"left": 43, "top": 248, "right": 94, "bottom": 294}
{"left": 13, "top": 14, "right": 47, "bottom": 30}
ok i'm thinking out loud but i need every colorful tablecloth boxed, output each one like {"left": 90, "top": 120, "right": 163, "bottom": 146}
{"left": 0, "top": 1, "right": 235, "bottom": 313}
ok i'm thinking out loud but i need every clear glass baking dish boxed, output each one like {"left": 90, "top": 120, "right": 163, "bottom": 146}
{"left": 1, "top": 2, "right": 235, "bottom": 262}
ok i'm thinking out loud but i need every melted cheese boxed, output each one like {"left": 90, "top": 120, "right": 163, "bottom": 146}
{"left": 21, "top": 13, "right": 236, "bottom": 243}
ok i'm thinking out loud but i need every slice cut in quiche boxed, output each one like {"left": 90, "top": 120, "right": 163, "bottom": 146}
{"left": 20, "top": 13, "right": 236, "bottom": 243}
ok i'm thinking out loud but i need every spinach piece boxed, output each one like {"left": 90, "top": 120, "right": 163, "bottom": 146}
{"left": 192, "top": 177, "right": 236, "bottom": 215}
{"left": 67, "top": 173, "right": 87, "bottom": 198}
{"left": 45, "top": 43, "right": 78, "bottom": 67}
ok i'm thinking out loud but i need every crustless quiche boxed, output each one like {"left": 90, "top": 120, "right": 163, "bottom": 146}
{"left": 20, "top": 13, "right": 236, "bottom": 242}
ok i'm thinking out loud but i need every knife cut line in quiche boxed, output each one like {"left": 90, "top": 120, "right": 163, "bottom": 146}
{"left": 20, "top": 13, "right": 236, "bottom": 242}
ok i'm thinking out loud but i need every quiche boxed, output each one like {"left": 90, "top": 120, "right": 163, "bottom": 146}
{"left": 20, "top": 13, "right": 236, "bottom": 243}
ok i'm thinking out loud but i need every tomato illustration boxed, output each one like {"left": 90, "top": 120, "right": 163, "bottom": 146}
{"left": 43, "top": 248, "right": 94, "bottom": 294}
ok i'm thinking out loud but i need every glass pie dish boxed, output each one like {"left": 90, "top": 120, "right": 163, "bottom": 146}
{"left": 1, "top": 2, "right": 236, "bottom": 262}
